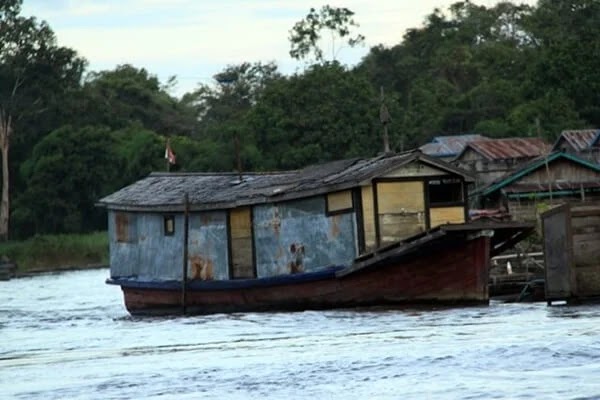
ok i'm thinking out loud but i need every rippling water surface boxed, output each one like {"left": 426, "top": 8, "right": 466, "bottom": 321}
{"left": 1, "top": 268, "right": 600, "bottom": 399}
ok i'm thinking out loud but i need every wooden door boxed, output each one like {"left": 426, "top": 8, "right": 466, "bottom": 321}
{"left": 229, "top": 207, "right": 255, "bottom": 279}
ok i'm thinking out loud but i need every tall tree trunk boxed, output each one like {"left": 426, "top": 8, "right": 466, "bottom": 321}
{"left": 0, "top": 115, "right": 11, "bottom": 241}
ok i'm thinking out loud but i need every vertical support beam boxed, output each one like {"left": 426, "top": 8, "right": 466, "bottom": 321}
{"left": 353, "top": 188, "right": 365, "bottom": 254}
{"left": 423, "top": 179, "right": 431, "bottom": 231}
{"left": 226, "top": 210, "right": 233, "bottom": 279}
{"left": 372, "top": 180, "right": 381, "bottom": 248}
{"left": 250, "top": 206, "right": 258, "bottom": 278}
{"left": 181, "top": 193, "right": 189, "bottom": 314}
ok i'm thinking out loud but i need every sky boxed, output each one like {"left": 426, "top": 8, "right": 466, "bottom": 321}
{"left": 23, "top": 0, "right": 537, "bottom": 97}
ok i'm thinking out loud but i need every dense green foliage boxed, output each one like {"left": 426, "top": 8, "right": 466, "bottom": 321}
{"left": 0, "top": 231, "right": 108, "bottom": 272}
{"left": 1, "top": 0, "right": 600, "bottom": 240}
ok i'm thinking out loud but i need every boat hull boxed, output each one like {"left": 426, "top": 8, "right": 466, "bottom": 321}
{"left": 113, "top": 232, "right": 492, "bottom": 316}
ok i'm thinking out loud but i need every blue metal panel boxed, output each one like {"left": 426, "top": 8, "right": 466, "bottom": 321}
{"left": 137, "top": 213, "right": 184, "bottom": 280}
{"left": 253, "top": 197, "right": 357, "bottom": 278}
{"left": 188, "top": 212, "right": 229, "bottom": 280}
{"left": 108, "top": 210, "right": 139, "bottom": 278}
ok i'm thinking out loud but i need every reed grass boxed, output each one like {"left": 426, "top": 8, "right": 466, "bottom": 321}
{"left": 0, "top": 231, "right": 108, "bottom": 273}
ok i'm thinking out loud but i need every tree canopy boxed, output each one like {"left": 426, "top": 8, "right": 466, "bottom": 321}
{"left": 3, "top": 0, "right": 600, "bottom": 239}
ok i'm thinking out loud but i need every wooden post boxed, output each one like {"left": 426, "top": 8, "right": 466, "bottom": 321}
{"left": 182, "top": 193, "right": 189, "bottom": 314}
{"left": 379, "top": 87, "right": 391, "bottom": 153}
{"left": 234, "top": 134, "right": 242, "bottom": 182}
{"left": 536, "top": 118, "right": 552, "bottom": 201}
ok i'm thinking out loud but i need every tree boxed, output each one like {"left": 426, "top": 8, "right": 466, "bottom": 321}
{"left": 182, "top": 62, "right": 281, "bottom": 171}
{"left": 246, "top": 62, "right": 389, "bottom": 169}
{"left": 289, "top": 5, "right": 365, "bottom": 63}
{"left": 14, "top": 126, "right": 118, "bottom": 236}
{"left": 0, "top": 0, "right": 86, "bottom": 239}
{"left": 79, "top": 64, "right": 195, "bottom": 135}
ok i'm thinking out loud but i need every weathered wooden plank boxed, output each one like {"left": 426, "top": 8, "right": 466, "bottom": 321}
{"left": 429, "top": 206, "right": 465, "bottom": 228}
{"left": 229, "top": 207, "right": 254, "bottom": 279}
{"left": 376, "top": 181, "right": 424, "bottom": 213}
{"left": 327, "top": 190, "right": 353, "bottom": 212}
{"left": 361, "top": 185, "right": 376, "bottom": 251}
{"left": 542, "top": 206, "right": 574, "bottom": 300}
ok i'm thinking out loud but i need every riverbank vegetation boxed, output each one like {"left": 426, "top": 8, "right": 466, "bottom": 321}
{"left": 1, "top": 0, "right": 599, "bottom": 244}
{"left": 0, "top": 232, "right": 108, "bottom": 274}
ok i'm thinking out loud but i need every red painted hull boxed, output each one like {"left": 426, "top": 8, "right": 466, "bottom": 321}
{"left": 118, "top": 233, "right": 492, "bottom": 315}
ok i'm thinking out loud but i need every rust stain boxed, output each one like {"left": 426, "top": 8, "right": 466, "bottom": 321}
{"left": 329, "top": 215, "right": 341, "bottom": 239}
{"left": 189, "top": 255, "right": 214, "bottom": 280}
{"left": 270, "top": 208, "right": 281, "bottom": 236}
{"left": 288, "top": 243, "right": 305, "bottom": 274}
{"left": 276, "top": 246, "right": 285, "bottom": 260}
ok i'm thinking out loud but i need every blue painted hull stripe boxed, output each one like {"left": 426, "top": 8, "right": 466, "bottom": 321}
{"left": 107, "top": 265, "right": 346, "bottom": 291}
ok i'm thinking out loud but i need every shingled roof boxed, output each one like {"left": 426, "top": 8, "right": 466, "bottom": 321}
{"left": 98, "top": 150, "right": 474, "bottom": 212}
{"left": 459, "top": 137, "right": 549, "bottom": 161}
{"left": 552, "top": 129, "right": 600, "bottom": 152}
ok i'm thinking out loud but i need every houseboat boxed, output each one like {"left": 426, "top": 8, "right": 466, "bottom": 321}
{"left": 98, "top": 150, "right": 534, "bottom": 315}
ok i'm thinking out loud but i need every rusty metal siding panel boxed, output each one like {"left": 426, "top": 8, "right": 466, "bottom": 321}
{"left": 137, "top": 213, "right": 184, "bottom": 281}
{"left": 253, "top": 197, "right": 357, "bottom": 277}
{"left": 188, "top": 212, "right": 229, "bottom": 281}
{"left": 108, "top": 210, "right": 139, "bottom": 278}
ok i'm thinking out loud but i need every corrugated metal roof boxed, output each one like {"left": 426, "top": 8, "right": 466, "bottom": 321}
{"left": 99, "top": 151, "right": 474, "bottom": 211}
{"left": 552, "top": 129, "right": 600, "bottom": 152}
{"left": 420, "top": 134, "right": 490, "bottom": 157}
{"left": 464, "top": 137, "right": 549, "bottom": 161}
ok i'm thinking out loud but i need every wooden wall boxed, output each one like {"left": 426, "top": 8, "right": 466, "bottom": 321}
{"left": 375, "top": 181, "right": 426, "bottom": 245}
{"left": 361, "top": 185, "right": 376, "bottom": 251}
{"left": 229, "top": 207, "right": 254, "bottom": 279}
{"left": 571, "top": 205, "right": 600, "bottom": 297}
{"left": 519, "top": 159, "right": 600, "bottom": 184}
{"left": 429, "top": 207, "right": 465, "bottom": 227}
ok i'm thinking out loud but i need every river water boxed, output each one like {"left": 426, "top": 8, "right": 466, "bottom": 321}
{"left": 1, "top": 268, "right": 600, "bottom": 400}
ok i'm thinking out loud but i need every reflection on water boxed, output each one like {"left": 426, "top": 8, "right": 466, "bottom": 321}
{"left": 1, "top": 269, "right": 600, "bottom": 400}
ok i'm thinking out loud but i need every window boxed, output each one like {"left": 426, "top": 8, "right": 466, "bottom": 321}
{"left": 326, "top": 190, "right": 353, "bottom": 215}
{"left": 164, "top": 215, "right": 175, "bottom": 236}
{"left": 428, "top": 178, "right": 463, "bottom": 206}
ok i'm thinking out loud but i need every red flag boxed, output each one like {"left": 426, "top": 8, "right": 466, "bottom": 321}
{"left": 165, "top": 139, "right": 176, "bottom": 164}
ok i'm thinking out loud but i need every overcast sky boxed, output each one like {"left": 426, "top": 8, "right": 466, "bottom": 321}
{"left": 23, "top": 0, "right": 537, "bottom": 97}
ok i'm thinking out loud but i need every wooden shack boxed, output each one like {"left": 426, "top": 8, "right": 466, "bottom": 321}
{"left": 98, "top": 151, "right": 474, "bottom": 283}
{"left": 455, "top": 137, "right": 549, "bottom": 189}
{"left": 477, "top": 152, "right": 600, "bottom": 222}
{"left": 542, "top": 203, "right": 600, "bottom": 304}
{"left": 552, "top": 129, "right": 600, "bottom": 164}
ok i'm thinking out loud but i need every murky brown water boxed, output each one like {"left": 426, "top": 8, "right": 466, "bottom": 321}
{"left": 1, "top": 268, "right": 600, "bottom": 399}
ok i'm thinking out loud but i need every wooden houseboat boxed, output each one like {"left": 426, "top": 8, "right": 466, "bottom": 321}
{"left": 98, "top": 150, "right": 534, "bottom": 315}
